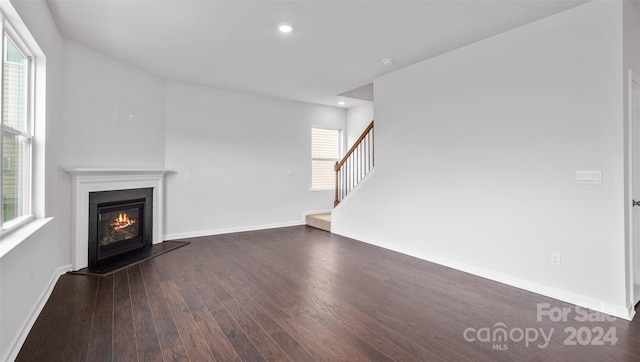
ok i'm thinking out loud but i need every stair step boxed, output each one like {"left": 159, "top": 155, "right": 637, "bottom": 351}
{"left": 306, "top": 213, "right": 331, "bottom": 232}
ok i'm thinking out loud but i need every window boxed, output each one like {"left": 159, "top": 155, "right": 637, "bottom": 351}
{"left": 1, "top": 30, "right": 33, "bottom": 229}
{"left": 311, "top": 127, "right": 340, "bottom": 190}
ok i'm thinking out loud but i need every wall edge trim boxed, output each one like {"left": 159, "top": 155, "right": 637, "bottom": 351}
{"left": 164, "top": 221, "right": 305, "bottom": 241}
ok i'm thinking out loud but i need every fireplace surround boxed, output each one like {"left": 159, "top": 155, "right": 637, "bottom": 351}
{"left": 88, "top": 187, "right": 153, "bottom": 269}
{"left": 66, "top": 169, "right": 168, "bottom": 270}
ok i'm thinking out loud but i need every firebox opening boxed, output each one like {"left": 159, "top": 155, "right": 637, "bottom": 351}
{"left": 97, "top": 199, "right": 145, "bottom": 261}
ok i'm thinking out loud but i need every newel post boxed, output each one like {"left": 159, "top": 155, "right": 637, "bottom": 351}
{"left": 334, "top": 161, "right": 340, "bottom": 207}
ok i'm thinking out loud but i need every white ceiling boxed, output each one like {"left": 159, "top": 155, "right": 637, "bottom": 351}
{"left": 46, "top": 0, "right": 585, "bottom": 108}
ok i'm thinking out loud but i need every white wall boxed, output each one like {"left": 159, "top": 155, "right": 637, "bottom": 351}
{"left": 1, "top": 0, "right": 64, "bottom": 359}
{"left": 346, "top": 102, "right": 374, "bottom": 148}
{"left": 334, "top": 1, "right": 631, "bottom": 318}
{"left": 61, "top": 39, "right": 166, "bottom": 169}
{"left": 164, "top": 81, "right": 345, "bottom": 239}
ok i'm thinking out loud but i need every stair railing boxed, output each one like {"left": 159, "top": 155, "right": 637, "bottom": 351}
{"left": 334, "top": 120, "right": 374, "bottom": 206}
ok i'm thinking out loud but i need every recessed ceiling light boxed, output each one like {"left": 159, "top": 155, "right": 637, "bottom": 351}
{"left": 278, "top": 24, "right": 293, "bottom": 33}
{"left": 382, "top": 58, "right": 395, "bottom": 66}
{"left": 338, "top": 101, "right": 346, "bottom": 106}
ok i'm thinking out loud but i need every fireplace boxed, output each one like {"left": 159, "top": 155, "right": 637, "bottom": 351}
{"left": 88, "top": 188, "right": 153, "bottom": 269}
{"left": 66, "top": 169, "right": 167, "bottom": 270}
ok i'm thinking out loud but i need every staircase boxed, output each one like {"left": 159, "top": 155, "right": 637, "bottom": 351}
{"left": 305, "top": 120, "right": 374, "bottom": 232}
{"left": 335, "top": 120, "right": 374, "bottom": 206}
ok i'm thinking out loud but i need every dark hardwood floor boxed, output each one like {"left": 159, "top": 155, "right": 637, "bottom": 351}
{"left": 17, "top": 226, "right": 640, "bottom": 361}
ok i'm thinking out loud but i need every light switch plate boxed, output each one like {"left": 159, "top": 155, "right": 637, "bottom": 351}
{"left": 576, "top": 170, "right": 602, "bottom": 185}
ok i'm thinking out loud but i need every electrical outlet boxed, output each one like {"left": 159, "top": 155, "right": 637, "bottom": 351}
{"left": 113, "top": 110, "right": 119, "bottom": 120}
{"left": 550, "top": 252, "right": 561, "bottom": 266}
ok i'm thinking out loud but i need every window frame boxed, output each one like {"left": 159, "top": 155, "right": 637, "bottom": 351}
{"left": 0, "top": 18, "right": 35, "bottom": 233}
{"left": 311, "top": 126, "right": 342, "bottom": 191}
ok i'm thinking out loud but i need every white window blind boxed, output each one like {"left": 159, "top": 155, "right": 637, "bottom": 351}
{"left": 311, "top": 128, "right": 340, "bottom": 190}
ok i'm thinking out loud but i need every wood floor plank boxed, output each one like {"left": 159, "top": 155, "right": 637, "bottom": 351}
{"left": 87, "top": 276, "right": 114, "bottom": 362}
{"left": 93, "top": 274, "right": 114, "bottom": 317}
{"left": 60, "top": 275, "right": 100, "bottom": 361}
{"left": 87, "top": 313, "right": 113, "bottom": 362}
{"left": 112, "top": 270, "right": 138, "bottom": 361}
{"left": 139, "top": 260, "right": 162, "bottom": 290}
{"left": 127, "top": 264, "right": 149, "bottom": 301}
{"left": 130, "top": 298, "right": 163, "bottom": 362}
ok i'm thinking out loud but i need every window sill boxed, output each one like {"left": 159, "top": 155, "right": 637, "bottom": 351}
{"left": 310, "top": 188, "right": 334, "bottom": 192}
{"left": 0, "top": 217, "right": 53, "bottom": 259}
{"left": 4, "top": 214, "right": 34, "bottom": 230}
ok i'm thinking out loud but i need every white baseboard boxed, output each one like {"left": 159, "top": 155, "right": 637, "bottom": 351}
{"left": 332, "top": 228, "right": 635, "bottom": 321}
{"left": 164, "top": 220, "right": 305, "bottom": 241}
{"left": 3, "top": 264, "right": 72, "bottom": 362}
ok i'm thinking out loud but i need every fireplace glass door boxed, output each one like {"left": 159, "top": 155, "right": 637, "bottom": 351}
{"left": 97, "top": 200, "right": 145, "bottom": 261}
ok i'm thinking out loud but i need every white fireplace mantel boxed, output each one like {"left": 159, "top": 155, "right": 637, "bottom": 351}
{"left": 65, "top": 169, "right": 169, "bottom": 270}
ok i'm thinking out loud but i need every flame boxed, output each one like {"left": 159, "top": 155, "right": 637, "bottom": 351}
{"left": 111, "top": 212, "right": 136, "bottom": 230}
